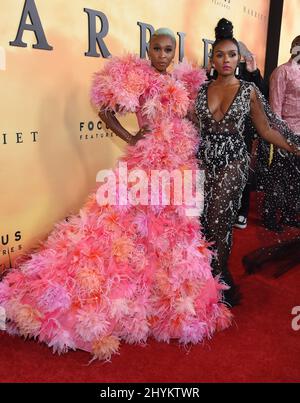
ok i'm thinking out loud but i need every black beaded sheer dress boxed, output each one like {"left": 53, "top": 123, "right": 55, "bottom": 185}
{"left": 195, "top": 79, "right": 300, "bottom": 304}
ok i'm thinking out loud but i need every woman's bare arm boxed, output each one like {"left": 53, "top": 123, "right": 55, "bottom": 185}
{"left": 99, "top": 109, "right": 147, "bottom": 146}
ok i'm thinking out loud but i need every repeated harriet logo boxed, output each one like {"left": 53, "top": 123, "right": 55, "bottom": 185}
{"left": 2, "top": 0, "right": 213, "bottom": 62}
{"left": 211, "top": 0, "right": 231, "bottom": 10}
{"left": 243, "top": 5, "right": 268, "bottom": 21}
{"left": 1, "top": 131, "right": 39, "bottom": 146}
{"left": 79, "top": 120, "right": 114, "bottom": 141}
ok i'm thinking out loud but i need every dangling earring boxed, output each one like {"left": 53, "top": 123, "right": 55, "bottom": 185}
{"left": 235, "top": 65, "right": 240, "bottom": 76}
{"left": 210, "top": 66, "right": 215, "bottom": 78}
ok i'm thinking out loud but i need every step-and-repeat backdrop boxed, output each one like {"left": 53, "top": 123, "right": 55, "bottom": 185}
{"left": 278, "top": 0, "right": 300, "bottom": 66}
{"left": 0, "top": 0, "right": 270, "bottom": 271}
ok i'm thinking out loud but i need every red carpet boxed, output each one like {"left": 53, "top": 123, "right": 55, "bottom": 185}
{"left": 1, "top": 196, "right": 300, "bottom": 383}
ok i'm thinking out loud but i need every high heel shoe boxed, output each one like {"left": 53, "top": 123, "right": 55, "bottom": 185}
{"left": 243, "top": 255, "right": 263, "bottom": 275}
{"left": 215, "top": 267, "right": 242, "bottom": 307}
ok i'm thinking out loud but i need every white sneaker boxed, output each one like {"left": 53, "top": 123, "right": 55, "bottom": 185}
{"left": 234, "top": 215, "right": 247, "bottom": 229}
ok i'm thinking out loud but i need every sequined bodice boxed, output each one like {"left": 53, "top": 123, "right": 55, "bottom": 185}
{"left": 195, "top": 80, "right": 254, "bottom": 170}
{"left": 195, "top": 80, "right": 253, "bottom": 137}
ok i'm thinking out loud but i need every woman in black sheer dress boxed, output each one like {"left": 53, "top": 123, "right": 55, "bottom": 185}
{"left": 195, "top": 19, "right": 300, "bottom": 306}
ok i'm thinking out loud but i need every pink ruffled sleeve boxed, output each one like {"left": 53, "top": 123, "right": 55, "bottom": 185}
{"left": 172, "top": 59, "right": 207, "bottom": 111}
{"left": 91, "top": 54, "right": 151, "bottom": 114}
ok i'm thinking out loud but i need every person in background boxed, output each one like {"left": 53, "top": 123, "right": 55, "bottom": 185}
{"left": 263, "top": 35, "right": 300, "bottom": 231}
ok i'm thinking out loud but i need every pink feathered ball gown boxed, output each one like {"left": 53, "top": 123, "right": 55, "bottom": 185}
{"left": 0, "top": 55, "right": 232, "bottom": 361}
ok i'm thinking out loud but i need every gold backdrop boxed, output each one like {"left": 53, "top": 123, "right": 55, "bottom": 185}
{"left": 0, "top": 0, "right": 270, "bottom": 270}
{"left": 278, "top": 0, "right": 300, "bottom": 66}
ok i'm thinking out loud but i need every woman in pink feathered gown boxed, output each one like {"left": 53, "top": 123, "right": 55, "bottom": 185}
{"left": 0, "top": 29, "right": 232, "bottom": 361}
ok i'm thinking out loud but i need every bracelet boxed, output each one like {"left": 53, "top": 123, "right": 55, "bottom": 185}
{"left": 124, "top": 132, "right": 133, "bottom": 143}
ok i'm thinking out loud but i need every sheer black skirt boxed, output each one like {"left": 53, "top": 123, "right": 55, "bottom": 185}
{"left": 199, "top": 132, "right": 249, "bottom": 285}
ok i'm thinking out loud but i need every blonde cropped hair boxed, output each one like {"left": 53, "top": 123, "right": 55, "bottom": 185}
{"left": 151, "top": 28, "right": 176, "bottom": 44}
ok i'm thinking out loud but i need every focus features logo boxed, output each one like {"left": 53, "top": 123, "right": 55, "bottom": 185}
{"left": 79, "top": 120, "right": 114, "bottom": 141}
{"left": 0, "top": 231, "right": 23, "bottom": 271}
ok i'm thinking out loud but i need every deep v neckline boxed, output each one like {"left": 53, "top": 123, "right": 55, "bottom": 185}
{"left": 206, "top": 81, "right": 242, "bottom": 124}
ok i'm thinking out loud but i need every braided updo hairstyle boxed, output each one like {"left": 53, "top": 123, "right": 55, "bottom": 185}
{"left": 212, "top": 18, "right": 240, "bottom": 56}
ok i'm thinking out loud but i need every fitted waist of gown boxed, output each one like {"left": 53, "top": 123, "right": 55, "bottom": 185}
{"left": 198, "top": 131, "right": 249, "bottom": 169}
